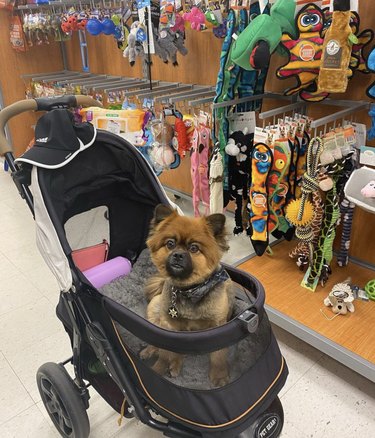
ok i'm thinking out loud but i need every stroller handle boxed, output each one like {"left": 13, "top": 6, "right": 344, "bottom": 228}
{"left": 0, "top": 95, "right": 102, "bottom": 156}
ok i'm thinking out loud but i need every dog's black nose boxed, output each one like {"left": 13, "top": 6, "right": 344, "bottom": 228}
{"left": 172, "top": 251, "right": 186, "bottom": 262}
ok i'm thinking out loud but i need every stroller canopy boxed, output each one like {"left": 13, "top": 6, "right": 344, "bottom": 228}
{"left": 30, "top": 130, "right": 171, "bottom": 291}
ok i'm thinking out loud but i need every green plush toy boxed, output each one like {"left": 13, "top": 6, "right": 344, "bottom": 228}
{"left": 231, "top": 0, "right": 296, "bottom": 70}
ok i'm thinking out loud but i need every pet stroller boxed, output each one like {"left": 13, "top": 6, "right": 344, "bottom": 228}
{"left": 1, "top": 96, "right": 288, "bottom": 438}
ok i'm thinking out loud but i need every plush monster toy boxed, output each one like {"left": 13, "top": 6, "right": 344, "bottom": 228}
{"left": 231, "top": 0, "right": 296, "bottom": 71}
{"left": 276, "top": 4, "right": 328, "bottom": 102}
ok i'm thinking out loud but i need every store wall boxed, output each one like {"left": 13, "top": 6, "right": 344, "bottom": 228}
{"left": 0, "top": 10, "right": 64, "bottom": 157}
{"left": 0, "top": 3, "right": 374, "bottom": 266}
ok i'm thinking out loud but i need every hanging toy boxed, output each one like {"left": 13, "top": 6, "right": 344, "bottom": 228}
{"left": 123, "top": 21, "right": 145, "bottom": 66}
{"left": 213, "top": 19, "right": 227, "bottom": 39}
{"left": 323, "top": 278, "right": 355, "bottom": 315}
{"left": 183, "top": 7, "right": 206, "bottom": 31}
{"left": 366, "top": 47, "right": 375, "bottom": 99}
{"left": 276, "top": 4, "right": 328, "bottom": 103}
{"left": 173, "top": 118, "right": 189, "bottom": 157}
{"left": 86, "top": 18, "right": 103, "bottom": 36}
{"left": 225, "top": 129, "right": 253, "bottom": 235}
{"left": 231, "top": 0, "right": 296, "bottom": 70}
{"left": 190, "top": 126, "right": 211, "bottom": 217}
{"left": 171, "top": 13, "right": 185, "bottom": 33}
{"left": 249, "top": 143, "right": 273, "bottom": 256}
{"left": 317, "top": 0, "right": 357, "bottom": 94}
{"left": 101, "top": 18, "right": 116, "bottom": 36}
{"left": 323, "top": 9, "right": 374, "bottom": 75}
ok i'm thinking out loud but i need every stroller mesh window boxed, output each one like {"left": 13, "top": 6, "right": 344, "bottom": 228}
{"left": 65, "top": 206, "right": 110, "bottom": 250}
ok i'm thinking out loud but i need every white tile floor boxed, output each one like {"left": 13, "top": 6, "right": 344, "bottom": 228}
{"left": 0, "top": 161, "right": 375, "bottom": 437}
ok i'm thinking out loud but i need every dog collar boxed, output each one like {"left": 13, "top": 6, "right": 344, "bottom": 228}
{"left": 168, "top": 266, "right": 230, "bottom": 318}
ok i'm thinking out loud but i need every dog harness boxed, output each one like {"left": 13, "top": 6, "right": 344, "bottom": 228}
{"left": 168, "top": 266, "right": 230, "bottom": 318}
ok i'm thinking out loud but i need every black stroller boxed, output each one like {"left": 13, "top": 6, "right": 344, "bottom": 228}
{"left": 1, "top": 96, "right": 288, "bottom": 438}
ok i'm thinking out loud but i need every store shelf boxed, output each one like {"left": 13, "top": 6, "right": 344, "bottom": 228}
{"left": 238, "top": 240, "right": 375, "bottom": 382}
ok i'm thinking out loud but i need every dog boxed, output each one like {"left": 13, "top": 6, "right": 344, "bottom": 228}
{"left": 140, "top": 204, "right": 234, "bottom": 387}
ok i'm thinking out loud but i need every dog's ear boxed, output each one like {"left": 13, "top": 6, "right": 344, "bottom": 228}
{"left": 153, "top": 204, "right": 177, "bottom": 225}
{"left": 205, "top": 214, "right": 226, "bottom": 236}
{"left": 205, "top": 214, "right": 229, "bottom": 252}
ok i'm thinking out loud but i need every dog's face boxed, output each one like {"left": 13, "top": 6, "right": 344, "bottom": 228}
{"left": 147, "top": 205, "right": 229, "bottom": 287}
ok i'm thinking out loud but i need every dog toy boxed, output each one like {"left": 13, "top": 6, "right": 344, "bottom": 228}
{"left": 173, "top": 118, "right": 189, "bottom": 157}
{"left": 226, "top": 129, "right": 253, "bottom": 234}
{"left": 361, "top": 180, "right": 375, "bottom": 198}
{"left": 249, "top": 143, "right": 273, "bottom": 256}
{"left": 365, "top": 279, "right": 375, "bottom": 301}
{"left": 157, "top": 29, "right": 188, "bottom": 66}
{"left": 277, "top": 4, "right": 328, "bottom": 102}
{"left": 318, "top": 0, "right": 356, "bottom": 94}
{"left": 366, "top": 47, "right": 375, "bottom": 99}
{"left": 231, "top": 0, "right": 296, "bottom": 70}
{"left": 183, "top": 7, "right": 206, "bottom": 31}
{"left": 213, "top": 20, "right": 227, "bottom": 39}
{"left": 209, "top": 149, "right": 224, "bottom": 214}
{"left": 287, "top": 137, "right": 323, "bottom": 267}
{"left": 324, "top": 278, "right": 355, "bottom": 315}
{"left": 171, "top": 13, "right": 185, "bottom": 33}
{"left": 190, "top": 127, "right": 211, "bottom": 217}
{"left": 323, "top": 9, "right": 374, "bottom": 75}
{"left": 123, "top": 21, "right": 145, "bottom": 66}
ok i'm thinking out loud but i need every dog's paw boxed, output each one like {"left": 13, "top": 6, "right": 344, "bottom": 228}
{"left": 209, "top": 369, "right": 230, "bottom": 388}
{"left": 140, "top": 345, "right": 158, "bottom": 360}
{"left": 169, "top": 360, "right": 183, "bottom": 378}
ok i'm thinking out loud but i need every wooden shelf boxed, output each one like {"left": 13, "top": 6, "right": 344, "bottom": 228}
{"left": 238, "top": 241, "right": 375, "bottom": 381}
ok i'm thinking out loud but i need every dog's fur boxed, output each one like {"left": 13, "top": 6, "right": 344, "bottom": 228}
{"left": 141, "top": 204, "right": 234, "bottom": 387}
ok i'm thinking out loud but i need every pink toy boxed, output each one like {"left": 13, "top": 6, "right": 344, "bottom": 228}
{"left": 171, "top": 14, "right": 185, "bottom": 33}
{"left": 190, "top": 126, "right": 210, "bottom": 217}
{"left": 183, "top": 7, "right": 205, "bottom": 31}
{"left": 83, "top": 256, "right": 131, "bottom": 288}
{"left": 361, "top": 180, "right": 375, "bottom": 198}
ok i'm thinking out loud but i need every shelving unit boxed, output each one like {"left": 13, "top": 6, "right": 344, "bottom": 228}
{"left": 239, "top": 240, "right": 375, "bottom": 382}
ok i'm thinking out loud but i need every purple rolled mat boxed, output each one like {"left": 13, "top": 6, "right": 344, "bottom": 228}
{"left": 83, "top": 256, "right": 132, "bottom": 288}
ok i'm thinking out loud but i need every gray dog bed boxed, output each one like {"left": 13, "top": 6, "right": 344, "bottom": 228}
{"left": 100, "top": 250, "right": 270, "bottom": 389}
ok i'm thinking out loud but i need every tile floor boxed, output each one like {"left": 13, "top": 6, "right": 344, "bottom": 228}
{"left": 0, "top": 160, "right": 374, "bottom": 438}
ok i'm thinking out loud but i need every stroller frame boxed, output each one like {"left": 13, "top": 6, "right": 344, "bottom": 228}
{"left": 1, "top": 96, "right": 286, "bottom": 438}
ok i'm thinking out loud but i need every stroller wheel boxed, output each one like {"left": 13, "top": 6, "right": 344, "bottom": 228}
{"left": 37, "top": 362, "right": 90, "bottom": 438}
{"left": 236, "top": 396, "right": 284, "bottom": 438}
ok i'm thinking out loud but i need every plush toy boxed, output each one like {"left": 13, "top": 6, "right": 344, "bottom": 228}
{"left": 231, "top": 0, "right": 296, "bottom": 70}
{"left": 249, "top": 143, "right": 273, "bottom": 255}
{"left": 318, "top": 0, "right": 355, "bottom": 94}
{"left": 276, "top": 4, "right": 328, "bottom": 102}
{"left": 361, "top": 180, "right": 375, "bottom": 198}
{"left": 183, "top": 7, "right": 206, "bottom": 32}
{"left": 323, "top": 9, "right": 374, "bottom": 75}
{"left": 171, "top": 13, "right": 185, "bottom": 33}
{"left": 157, "top": 29, "right": 187, "bottom": 66}
{"left": 366, "top": 47, "right": 375, "bottom": 99}
{"left": 225, "top": 129, "right": 253, "bottom": 234}
{"left": 123, "top": 21, "right": 145, "bottom": 66}
{"left": 324, "top": 278, "right": 355, "bottom": 315}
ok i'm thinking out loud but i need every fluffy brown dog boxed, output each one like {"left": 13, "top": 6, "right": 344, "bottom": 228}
{"left": 141, "top": 204, "right": 234, "bottom": 387}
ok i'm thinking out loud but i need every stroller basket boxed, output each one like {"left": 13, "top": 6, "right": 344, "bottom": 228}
{"left": 1, "top": 96, "right": 288, "bottom": 438}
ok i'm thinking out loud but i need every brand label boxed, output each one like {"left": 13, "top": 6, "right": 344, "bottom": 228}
{"left": 300, "top": 43, "right": 315, "bottom": 62}
{"left": 36, "top": 137, "right": 48, "bottom": 143}
{"left": 323, "top": 40, "right": 342, "bottom": 69}
{"left": 256, "top": 415, "right": 280, "bottom": 438}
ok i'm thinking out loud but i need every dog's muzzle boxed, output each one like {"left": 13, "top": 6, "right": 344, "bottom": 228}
{"left": 166, "top": 250, "right": 193, "bottom": 279}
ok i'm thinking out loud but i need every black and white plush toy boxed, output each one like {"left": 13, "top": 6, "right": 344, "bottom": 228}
{"left": 225, "top": 128, "right": 253, "bottom": 235}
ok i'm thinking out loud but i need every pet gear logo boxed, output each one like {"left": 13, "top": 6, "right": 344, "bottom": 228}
{"left": 36, "top": 137, "right": 49, "bottom": 143}
{"left": 256, "top": 415, "right": 280, "bottom": 438}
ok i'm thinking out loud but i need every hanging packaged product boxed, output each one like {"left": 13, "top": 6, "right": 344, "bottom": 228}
{"left": 317, "top": 0, "right": 357, "bottom": 94}
{"left": 10, "top": 15, "right": 28, "bottom": 52}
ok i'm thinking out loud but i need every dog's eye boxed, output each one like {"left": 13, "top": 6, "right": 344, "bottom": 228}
{"left": 166, "top": 239, "right": 176, "bottom": 250}
{"left": 189, "top": 244, "right": 199, "bottom": 253}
